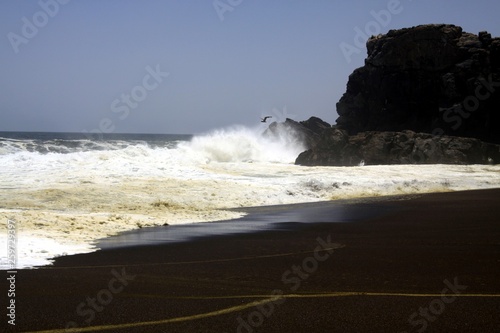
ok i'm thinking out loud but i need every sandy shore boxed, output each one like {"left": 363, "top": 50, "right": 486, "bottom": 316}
{"left": 1, "top": 163, "right": 500, "bottom": 268}
{"left": 2, "top": 189, "right": 500, "bottom": 332}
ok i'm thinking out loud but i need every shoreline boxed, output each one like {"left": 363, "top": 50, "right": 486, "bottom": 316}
{"left": 2, "top": 162, "right": 500, "bottom": 269}
{"left": 4, "top": 188, "right": 499, "bottom": 332}
{"left": 1, "top": 193, "right": 396, "bottom": 269}
{"left": 96, "top": 192, "right": 406, "bottom": 250}
{"left": 0, "top": 185, "right": 496, "bottom": 271}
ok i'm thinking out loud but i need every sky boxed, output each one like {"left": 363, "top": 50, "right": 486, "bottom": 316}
{"left": 1, "top": 0, "right": 500, "bottom": 135}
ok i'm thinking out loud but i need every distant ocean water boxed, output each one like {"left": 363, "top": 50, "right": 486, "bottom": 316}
{"left": 0, "top": 131, "right": 192, "bottom": 155}
{"left": 1, "top": 126, "right": 500, "bottom": 269}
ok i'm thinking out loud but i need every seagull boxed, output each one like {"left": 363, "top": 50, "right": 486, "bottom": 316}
{"left": 261, "top": 116, "right": 272, "bottom": 123}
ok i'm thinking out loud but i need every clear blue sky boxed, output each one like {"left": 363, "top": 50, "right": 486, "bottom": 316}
{"left": 1, "top": 0, "right": 499, "bottom": 134}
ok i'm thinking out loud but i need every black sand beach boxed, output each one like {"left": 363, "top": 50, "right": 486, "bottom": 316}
{"left": 3, "top": 189, "right": 500, "bottom": 332}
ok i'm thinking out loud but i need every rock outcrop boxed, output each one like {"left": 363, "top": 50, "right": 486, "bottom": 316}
{"left": 295, "top": 128, "right": 500, "bottom": 166}
{"left": 336, "top": 24, "right": 500, "bottom": 144}
{"left": 264, "top": 117, "right": 331, "bottom": 149}
{"left": 293, "top": 24, "right": 500, "bottom": 166}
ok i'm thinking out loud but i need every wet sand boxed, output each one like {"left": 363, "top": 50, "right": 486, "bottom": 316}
{"left": 2, "top": 189, "right": 500, "bottom": 332}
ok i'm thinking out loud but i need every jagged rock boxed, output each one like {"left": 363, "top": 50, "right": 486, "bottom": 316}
{"left": 336, "top": 24, "right": 500, "bottom": 144}
{"left": 295, "top": 129, "right": 500, "bottom": 166}
{"left": 299, "top": 116, "right": 331, "bottom": 134}
{"left": 264, "top": 117, "right": 331, "bottom": 149}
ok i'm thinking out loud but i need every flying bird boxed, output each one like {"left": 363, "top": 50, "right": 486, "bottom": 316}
{"left": 261, "top": 116, "right": 272, "bottom": 123}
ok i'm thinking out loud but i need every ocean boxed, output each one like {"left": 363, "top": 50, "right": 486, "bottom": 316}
{"left": 1, "top": 126, "right": 499, "bottom": 269}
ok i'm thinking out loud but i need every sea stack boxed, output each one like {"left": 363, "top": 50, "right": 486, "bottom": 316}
{"left": 296, "top": 24, "right": 500, "bottom": 166}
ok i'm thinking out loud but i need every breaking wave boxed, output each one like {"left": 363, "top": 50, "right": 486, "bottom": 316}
{"left": 179, "top": 125, "right": 306, "bottom": 163}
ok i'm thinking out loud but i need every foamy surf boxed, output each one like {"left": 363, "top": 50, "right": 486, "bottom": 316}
{"left": 1, "top": 128, "right": 499, "bottom": 269}
{"left": 178, "top": 125, "right": 306, "bottom": 163}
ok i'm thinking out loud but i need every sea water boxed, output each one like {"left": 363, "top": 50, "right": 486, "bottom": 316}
{"left": 1, "top": 126, "right": 499, "bottom": 269}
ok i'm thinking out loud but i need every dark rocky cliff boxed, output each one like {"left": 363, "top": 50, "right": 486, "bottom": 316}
{"left": 336, "top": 24, "right": 500, "bottom": 144}
{"left": 293, "top": 24, "right": 500, "bottom": 166}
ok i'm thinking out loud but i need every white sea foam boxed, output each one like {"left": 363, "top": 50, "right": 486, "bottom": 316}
{"left": 1, "top": 126, "right": 499, "bottom": 269}
{"left": 178, "top": 125, "right": 305, "bottom": 163}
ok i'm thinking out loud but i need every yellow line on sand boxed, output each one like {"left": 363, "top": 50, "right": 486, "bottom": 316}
{"left": 24, "top": 297, "right": 280, "bottom": 333}
{"left": 37, "top": 245, "right": 345, "bottom": 270}
{"left": 125, "top": 291, "right": 500, "bottom": 300}
{"left": 25, "top": 292, "right": 500, "bottom": 333}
